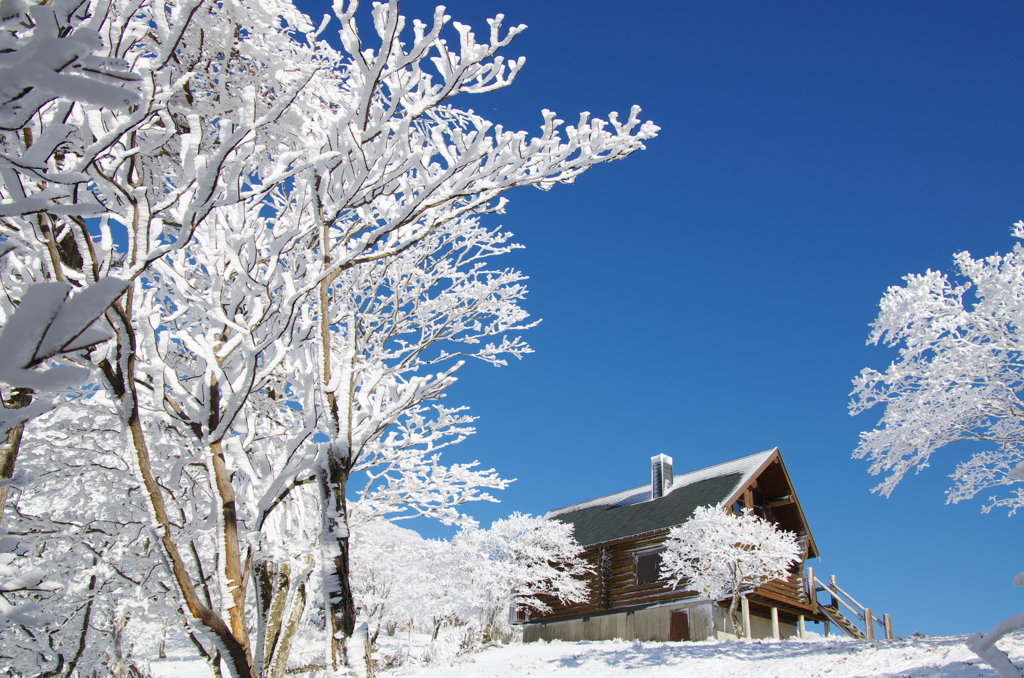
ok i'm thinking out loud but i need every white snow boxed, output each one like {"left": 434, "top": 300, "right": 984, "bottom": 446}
{"left": 384, "top": 634, "right": 1024, "bottom": 678}
{"left": 148, "top": 632, "right": 1024, "bottom": 677}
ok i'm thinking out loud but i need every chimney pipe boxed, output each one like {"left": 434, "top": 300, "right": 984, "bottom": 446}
{"left": 651, "top": 454, "right": 674, "bottom": 499}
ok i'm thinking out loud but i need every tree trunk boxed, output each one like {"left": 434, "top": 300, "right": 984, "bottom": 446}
{"left": 319, "top": 455, "right": 357, "bottom": 673}
{"left": 269, "top": 575, "right": 308, "bottom": 678}
{"left": 255, "top": 558, "right": 311, "bottom": 678}
{"left": 0, "top": 387, "right": 32, "bottom": 523}
{"left": 125, "top": 404, "right": 255, "bottom": 678}
{"left": 208, "top": 438, "right": 253, "bottom": 667}
{"left": 729, "top": 592, "right": 744, "bottom": 638}
{"left": 103, "top": 304, "right": 255, "bottom": 678}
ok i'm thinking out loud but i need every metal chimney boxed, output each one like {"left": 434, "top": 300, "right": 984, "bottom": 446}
{"left": 651, "top": 454, "right": 674, "bottom": 499}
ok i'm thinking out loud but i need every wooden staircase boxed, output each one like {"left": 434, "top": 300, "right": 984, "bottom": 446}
{"left": 820, "top": 602, "right": 868, "bottom": 639}
{"left": 806, "top": 567, "right": 893, "bottom": 640}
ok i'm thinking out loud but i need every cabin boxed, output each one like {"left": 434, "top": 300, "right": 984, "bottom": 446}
{"left": 521, "top": 448, "right": 827, "bottom": 642}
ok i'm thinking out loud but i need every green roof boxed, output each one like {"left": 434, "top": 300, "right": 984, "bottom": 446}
{"left": 552, "top": 472, "right": 745, "bottom": 546}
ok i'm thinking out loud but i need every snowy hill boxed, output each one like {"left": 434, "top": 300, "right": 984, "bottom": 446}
{"left": 151, "top": 633, "right": 1024, "bottom": 677}
{"left": 394, "top": 634, "right": 1023, "bottom": 678}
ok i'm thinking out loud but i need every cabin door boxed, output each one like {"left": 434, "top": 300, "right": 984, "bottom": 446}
{"left": 670, "top": 609, "right": 690, "bottom": 642}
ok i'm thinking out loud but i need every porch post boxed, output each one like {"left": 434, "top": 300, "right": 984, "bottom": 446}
{"left": 771, "top": 607, "right": 779, "bottom": 640}
{"left": 798, "top": 614, "right": 806, "bottom": 640}
{"left": 741, "top": 596, "right": 751, "bottom": 639}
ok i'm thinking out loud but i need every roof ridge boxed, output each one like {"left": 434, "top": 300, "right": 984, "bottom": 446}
{"left": 671, "top": 448, "right": 777, "bottom": 480}
{"left": 545, "top": 448, "right": 777, "bottom": 519}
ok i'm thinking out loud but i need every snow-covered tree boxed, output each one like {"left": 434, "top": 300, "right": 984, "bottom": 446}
{"left": 0, "top": 0, "right": 143, "bottom": 519}
{"left": 350, "top": 518, "right": 435, "bottom": 645}
{"left": 350, "top": 513, "right": 589, "bottom": 658}
{"left": 1, "top": 396, "right": 168, "bottom": 676}
{"left": 966, "top": 571, "right": 1024, "bottom": 678}
{"left": 289, "top": 3, "right": 655, "bottom": 667}
{"left": 451, "top": 513, "right": 590, "bottom": 642}
{"left": 851, "top": 223, "right": 1024, "bottom": 515}
{"left": 659, "top": 506, "right": 800, "bottom": 638}
{"left": 303, "top": 214, "right": 535, "bottom": 658}
{"left": 0, "top": 0, "right": 657, "bottom": 675}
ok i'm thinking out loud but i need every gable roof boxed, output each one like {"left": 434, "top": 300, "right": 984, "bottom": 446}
{"left": 545, "top": 449, "right": 777, "bottom": 547}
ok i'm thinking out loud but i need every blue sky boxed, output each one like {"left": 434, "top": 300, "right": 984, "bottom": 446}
{"left": 294, "top": 0, "right": 1024, "bottom": 637}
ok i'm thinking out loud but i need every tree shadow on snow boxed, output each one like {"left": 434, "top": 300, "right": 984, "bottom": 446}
{"left": 548, "top": 634, "right": 996, "bottom": 677}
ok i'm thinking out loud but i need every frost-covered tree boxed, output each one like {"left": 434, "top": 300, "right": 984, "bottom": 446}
{"left": 350, "top": 513, "right": 588, "bottom": 657}
{"left": 0, "top": 0, "right": 142, "bottom": 518}
{"left": 285, "top": 3, "right": 654, "bottom": 668}
{"left": 851, "top": 223, "right": 1024, "bottom": 515}
{"left": 0, "top": 0, "right": 142, "bottom": 639}
{"left": 660, "top": 506, "right": 800, "bottom": 638}
{"left": 350, "top": 518, "right": 434, "bottom": 644}
{"left": 1, "top": 397, "right": 169, "bottom": 676}
{"left": 0, "top": 0, "right": 656, "bottom": 675}
{"left": 451, "top": 513, "right": 590, "bottom": 642}
{"left": 303, "top": 214, "right": 536, "bottom": 657}
{"left": 850, "top": 225, "right": 1024, "bottom": 677}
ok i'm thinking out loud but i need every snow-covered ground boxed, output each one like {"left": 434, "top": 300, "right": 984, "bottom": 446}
{"left": 149, "top": 632, "right": 1024, "bottom": 677}
{"left": 396, "top": 634, "right": 1023, "bottom": 678}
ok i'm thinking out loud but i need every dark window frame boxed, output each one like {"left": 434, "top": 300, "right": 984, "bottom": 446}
{"left": 635, "top": 548, "right": 665, "bottom": 585}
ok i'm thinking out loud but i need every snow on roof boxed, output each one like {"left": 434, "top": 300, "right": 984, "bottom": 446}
{"left": 545, "top": 449, "right": 776, "bottom": 520}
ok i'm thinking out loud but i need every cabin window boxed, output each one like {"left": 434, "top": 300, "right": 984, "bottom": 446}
{"left": 732, "top": 499, "right": 744, "bottom": 515}
{"left": 635, "top": 549, "right": 664, "bottom": 585}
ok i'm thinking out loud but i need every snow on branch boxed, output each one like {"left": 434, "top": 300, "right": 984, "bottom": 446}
{"left": 851, "top": 224, "right": 1024, "bottom": 513}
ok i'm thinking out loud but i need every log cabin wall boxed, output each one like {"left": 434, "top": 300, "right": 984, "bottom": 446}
{"left": 535, "top": 529, "right": 697, "bottom": 621}
{"left": 530, "top": 530, "right": 816, "bottom": 624}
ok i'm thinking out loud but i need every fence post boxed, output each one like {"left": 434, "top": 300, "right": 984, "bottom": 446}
{"left": 806, "top": 566, "right": 815, "bottom": 605}
{"left": 884, "top": 614, "right": 893, "bottom": 640}
{"left": 865, "top": 608, "right": 874, "bottom": 640}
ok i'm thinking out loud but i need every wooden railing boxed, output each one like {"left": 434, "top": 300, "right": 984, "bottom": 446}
{"left": 805, "top": 567, "right": 893, "bottom": 640}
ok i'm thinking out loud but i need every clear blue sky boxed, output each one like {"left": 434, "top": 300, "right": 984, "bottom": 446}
{"left": 295, "top": 0, "right": 1024, "bottom": 638}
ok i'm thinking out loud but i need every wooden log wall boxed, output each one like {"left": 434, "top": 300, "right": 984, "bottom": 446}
{"left": 532, "top": 531, "right": 817, "bottom": 624}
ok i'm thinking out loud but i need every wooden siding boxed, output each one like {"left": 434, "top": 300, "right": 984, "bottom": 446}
{"left": 525, "top": 604, "right": 718, "bottom": 643}
{"left": 531, "top": 530, "right": 820, "bottom": 624}
{"left": 753, "top": 569, "right": 815, "bottom": 612}
{"left": 523, "top": 601, "right": 804, "bottom": 643}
